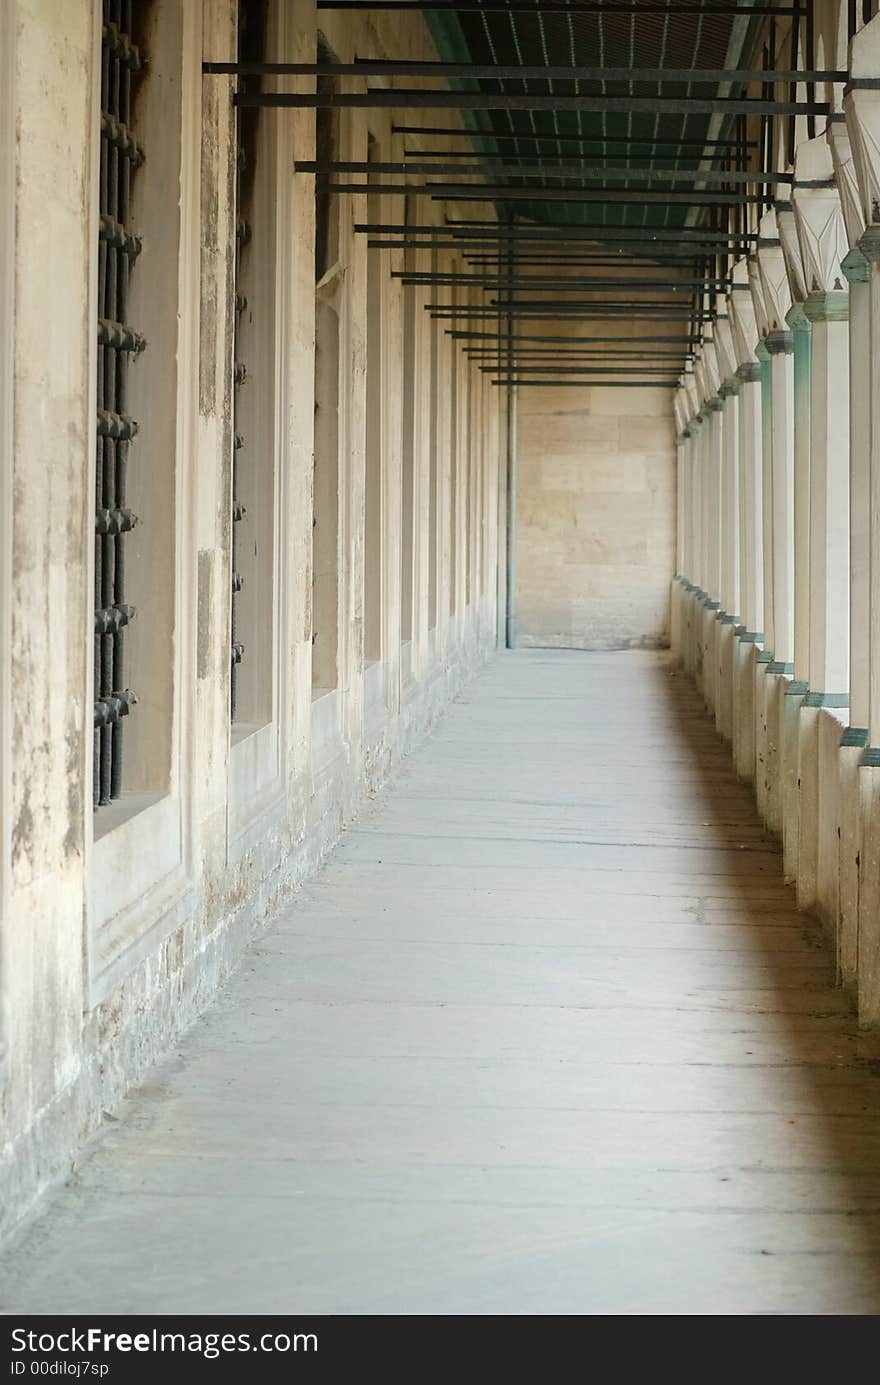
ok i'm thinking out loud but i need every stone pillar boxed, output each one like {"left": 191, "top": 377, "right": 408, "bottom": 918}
{"left": 757, "top": 210, "right": 796, "bottom": 837}
{"left": 766, "top": 333, "right": 796, "bottom": 678}
{"left": 755, "top": 337, "right": 775, "bottom": 820}
{"left": 729, "top": 259, "right": 764, "bottom": 783}
{"left": 764, "top": 330, "right": 795, "bottom": 835}
{"left": 828, "top": 118, "right": 868, "bottom": 987}
{"left": 846, "top": 13, "right": 880, "bottom": 1018}
{"left": 703, "top": 397, "right": 724, "bottom": 711}
{"left": 694, "top": 346, "right": 722, "bottom": 706}
{"left": 787, "top": 303, "right": 812, "bottom": 696}
{"left": 802, "top": 294, "right": 850, "bottom": 705}
{"left": 797, "top": 292, "right": 850, "bottom": 909}
{"left": 687, "top": 411, "right": 704, "bottom": 679}
{"left": 790, "top": 136, "right": 851, "bottom": 915}
{"left": 782, "top": 302, "right": 812, "bottom": 883}
{"left": 671, "top": 387, "right": 691, "bottom": 662}
{"left": 713, "top": 310, "right": 741, "bottom": 742}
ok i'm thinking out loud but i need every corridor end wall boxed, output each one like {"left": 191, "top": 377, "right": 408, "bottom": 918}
{"left": 513, "top": 296, "right": 678, "bottom": 650}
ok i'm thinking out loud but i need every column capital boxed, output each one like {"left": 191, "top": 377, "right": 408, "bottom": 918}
{"left": 705, "top": 396, "right": 724, "bottom": 412}
{"left": 842, "top": 245, "right": 870, "bottom": 283}
{"left": 735, "top": 361, "right": 762, "bottom": 383}
{"left": 785, "top": 302, "right": 812, "bottom": 333}
{"left": 803, "top": 289, "right": 850, "bottom": 323}
{"left": 857, "top": 225, "right": 880, "bottom": 263}
{"left": 765, "top": 328, "right": 794, "bottom": 355}
{"left": 718, "top": 377, "right": 740, "bottom": 397}
{"left": 754, "top": 339, "right": 770, "bottom": 362}
{"left": 675, "top": 431, "right": 689, "bottom": 446}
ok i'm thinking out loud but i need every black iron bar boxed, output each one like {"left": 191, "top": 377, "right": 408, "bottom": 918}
{"left": 366, "top": 237, "right": 749, "bottom": 252}
{"left": 358, "top": 220, "right": 758, "bottom": 241}
{"left": 392, "top": 126, "right": 758, "bottom": 147}
{"left": 297, "top": 159, "right": 790, "bottom": 186}
{"left": 316, "top": 3, "right": 805, "bottom": 14}
{"left": 207, "top": 60, "right": 842, "bottom": 84}
{"left": 460, "top": 257, "right": 706, "bottom": 266}
{"left": 407, "top": 150, "right": 745, "bottom": 165}
{"left": 395, "top": 273, "right": 726, "bottom": 287}
{"left": 477, "top": 364, "right": 681, "bottom": 373}
{"left": 488, "top": 379, "right": 681, "bottom": 387}
{"left": 432, "top": 309, "right": 712, "bottom": 318}
{"left": 450, "top": 331, "right": 698, "bottom": 342}
{"left": 331, "top": 182, "right": 763, "bottom": 205}
{"left": 464, "top": 345, "right": 692, "bottom": 354}
{"left": 236, "top": 90, "right": 828, "bottom": 116}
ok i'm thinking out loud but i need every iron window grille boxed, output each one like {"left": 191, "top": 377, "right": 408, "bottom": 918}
{"left": 230, "top": 0, "right": 267, "bottom": 719}
{"left": 94, "top": 0, "right": 146, "bottom": 808}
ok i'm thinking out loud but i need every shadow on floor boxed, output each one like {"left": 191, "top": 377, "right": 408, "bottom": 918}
{"left": 661, "top": 654, "right": 880, "bottom": 1307}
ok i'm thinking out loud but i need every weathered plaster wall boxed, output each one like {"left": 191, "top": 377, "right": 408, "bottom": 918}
{"left": 0, "top": 0, "right": 505, "bottom": 1236}
{"left": 514, "top": 309, "right": 677, "bottom": 650}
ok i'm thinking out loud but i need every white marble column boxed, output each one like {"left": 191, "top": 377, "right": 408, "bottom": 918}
{"left": 802, "top": 294, "right": 850, "bottom": 698}
{"left": 827, "top": 117, "right": 868, "bottom": 984}
{"left": 671, "top": 388, "right": 690, "bottom": 661}
{"left": 729, "top": 258, "right": 765, "bottom": 785}
{"left": 844, "top": 11, "right": 880, "bottom": 1021}
{"left": 757, "top": 211, "right": 795, "bottom": 834}
{"left": 699, "top": 342, "right": 723, "bottom": 711}
{"left": 752, "top": 249, "right": 776, "bottom": 822}
{"left": 778, "top": 200, "right": 812, "bottom": 699}
{"left": 789, "top": 137, "right": 851, "bottom": 907}
{"left": 713, "top": 312, "right": 740, "bottom": 741}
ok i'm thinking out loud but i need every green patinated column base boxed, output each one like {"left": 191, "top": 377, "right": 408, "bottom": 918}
{"left": 735, "top": 627, "right": 763, "bottom": 643}
{"left": 717, "top": 611, "right": 739, "bottom": 625}
{"left": 785, "top": 681, "right": 809, "bottom": 696}
{"left": 842, "top": 727, "right": 869, "bottom": 749}
{"left": 861, "top": 747, "right": 880, "bottom": 768}
{"left": 803, "top": 692, "right": 849, "bottom": 708}
{"left": 756, "top": 650, "right": 775, "bottom": 665}
{"left": 767, "top": 661, "right": 795, "bottom": 676}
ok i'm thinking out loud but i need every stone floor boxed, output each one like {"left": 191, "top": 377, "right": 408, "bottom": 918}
{"left": 3, "top": 649, "right": 880, "bottom": 1314}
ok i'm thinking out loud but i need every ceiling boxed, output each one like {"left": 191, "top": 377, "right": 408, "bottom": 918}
{"left": 426, "top": 1, "right": 763, "bottom": 233}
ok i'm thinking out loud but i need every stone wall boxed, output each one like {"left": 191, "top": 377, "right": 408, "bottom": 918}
{"left": 513, "top": 300, "right": 678, "bottom": 651}
{"left": 0, "top": 0, "right": 505, "bottom": 1236}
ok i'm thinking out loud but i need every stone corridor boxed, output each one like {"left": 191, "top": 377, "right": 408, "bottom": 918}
{"left": 2, "top": 650, "right": 880, "bottom": 1315}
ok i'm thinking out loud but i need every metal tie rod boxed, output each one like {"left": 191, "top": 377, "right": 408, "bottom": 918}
{"left": 393, "top": 127, "right": 758, "bottom": 148}
{"left": 297, "top": 160, "right": 792, "bottom": 187}
{"left": 317, "top": 3, "right": 803, "bottom": 12}
{"left": 397, "top": 276, "right": 725, "bottom": 288}
{"left": 206, "top": 60, "right": 843, "bottom": 85}
{"left": 451, "top": 331, "right": 698, "bottom": 341}
{"left": 235, "top": 90, "right": 828, "bottom": 117}
{"left": 488, "top": 380, "right": 681, "bottom": 388}
{"left": 354, "top": 222, "right": 753, "bottom": 245}
{"left": 478, "top": 365, "right": 682, "bottom": 374}
{"left": 330, "top": 182, "right": 764, "bottom": 205}
{"left": 357, "top": 221, "right": 757, "bottom": 242}
{"left": 362, "top": 232, "right": 752, "bottom": 248}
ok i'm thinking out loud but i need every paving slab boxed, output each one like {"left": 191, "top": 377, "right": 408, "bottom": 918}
{"left": 2, "top": 650, "right": 880, "bottom": 1314}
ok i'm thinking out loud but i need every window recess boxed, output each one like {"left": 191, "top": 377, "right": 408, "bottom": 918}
{"left": 94, "top": 0, "right": 147, "bottom": 809}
